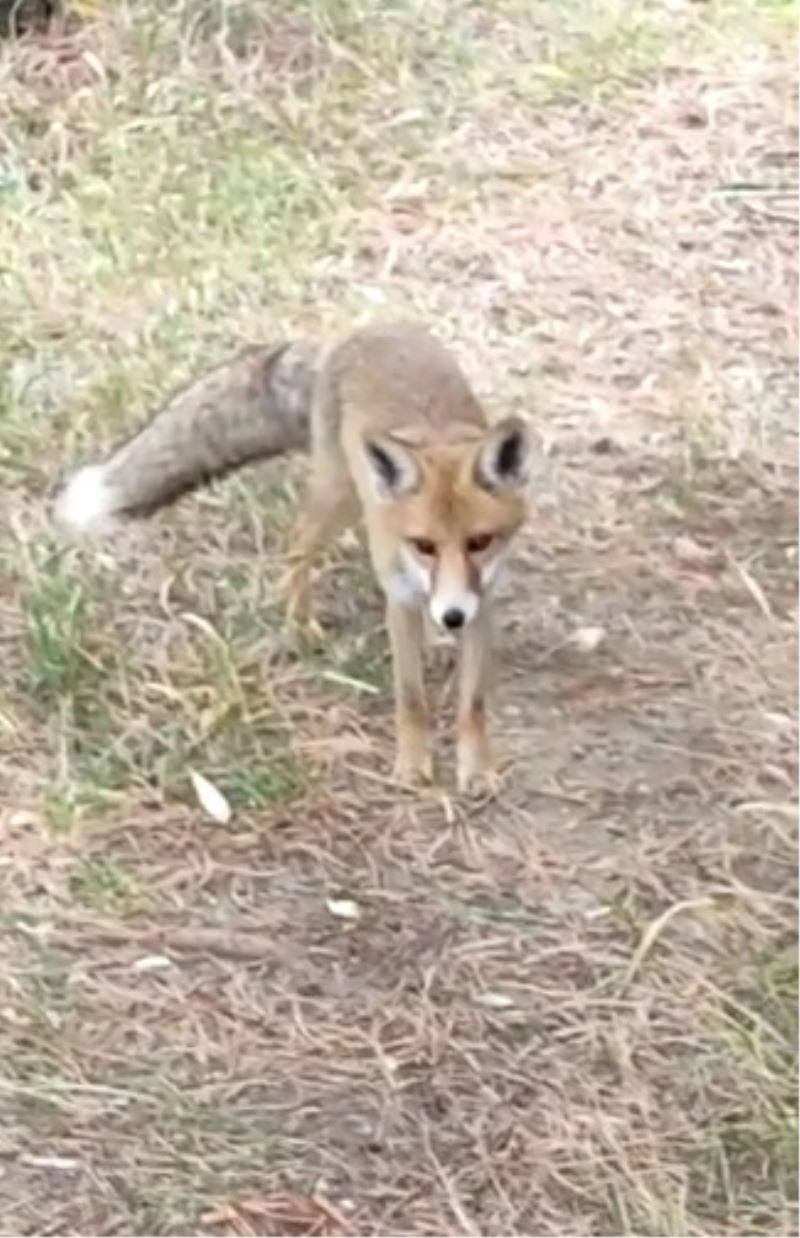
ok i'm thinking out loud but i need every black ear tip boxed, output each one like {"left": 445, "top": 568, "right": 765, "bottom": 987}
{"left": 496, "top": 424, "right": 528, "bottom": 477}
{"left": 365, "top": 438, "right": 399, "bottom": 487}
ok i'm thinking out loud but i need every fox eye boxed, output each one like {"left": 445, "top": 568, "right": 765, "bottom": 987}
{"left": 466, "top": 533, "right": 494, "bottom": 554}
{"left": 409, "top": 537, "right": 436, "bottom": 557}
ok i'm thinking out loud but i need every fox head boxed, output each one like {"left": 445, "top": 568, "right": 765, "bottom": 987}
{"left": 360, "top": 417, "right": 532, "bottom": 630}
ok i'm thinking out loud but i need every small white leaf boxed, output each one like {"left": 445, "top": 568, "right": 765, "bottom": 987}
{"left": 474, "top": 991, "right": 516, "bottom": 1010}
{"left": 532, "top": 62, "right": 570, "bottom": 81}
{"left": 570, "top": 626, "right": 607, "bottom": 653}
{"left": 359, "top": 284, "right": 388, "bottom": 306}
{"left": 21, "top": 1155, "right": 80, "bottom": 1172}
{"left": 325, "top": 897, "right": 361, "bottom": 921}
{"left": 189, "top": 771, "right": 232, "bottom": 824}
{"left": 672, "top": 534, "right": 717, "bottom": 567}
{"left": 8, "top": 810, "right": 40, "bottom": 829}
{"left": 132, "top": 954, "right": 174, "bottom": 973}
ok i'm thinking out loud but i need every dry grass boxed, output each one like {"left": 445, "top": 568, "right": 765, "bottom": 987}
{"left": 0, "top": 1, "right": 797, "bottom": 1234}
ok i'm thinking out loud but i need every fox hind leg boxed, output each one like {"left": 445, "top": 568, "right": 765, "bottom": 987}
{"left": 279, "top": 459, "right": 357, "bottom": 633}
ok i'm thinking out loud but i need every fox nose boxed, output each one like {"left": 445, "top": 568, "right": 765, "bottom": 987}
{"left": 442, "top": 607, "right": 465, "bottom": 631}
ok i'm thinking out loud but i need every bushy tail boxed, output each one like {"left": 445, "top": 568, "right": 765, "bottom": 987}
{"left": 55, "top": 339, "right": 321, "bottom": 533}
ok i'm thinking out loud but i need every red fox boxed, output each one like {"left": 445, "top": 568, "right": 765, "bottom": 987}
{"left": 56, "top": 323, "right": 533, "bottom": 793}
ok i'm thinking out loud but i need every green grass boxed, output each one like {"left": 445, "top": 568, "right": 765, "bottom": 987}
{"left": 70, "top": 855, "right": 140, "bottom": 909}
{"left": 22, "top": 565, "right": 105, "bottom": 703}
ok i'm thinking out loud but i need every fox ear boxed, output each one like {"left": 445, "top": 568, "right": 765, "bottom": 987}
{"left": 362, "top": 435, "right": 419, "bottom": 499}
{"left": 475, "top": 416, "right": 531, "bottom": 492}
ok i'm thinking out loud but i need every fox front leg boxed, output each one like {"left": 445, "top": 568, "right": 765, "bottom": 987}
{"left": 456, "top": 604, "right": 498, "bottom": 795}
{"left": 387, "top": 601, "right": 434, "bottom": 786}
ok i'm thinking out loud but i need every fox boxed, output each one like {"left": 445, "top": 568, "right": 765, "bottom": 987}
{"left": 55, "top": 323, "right": 533, "bottom": 793}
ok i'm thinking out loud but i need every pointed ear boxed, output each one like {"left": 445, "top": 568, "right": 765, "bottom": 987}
{"left": 474, "top": 416, "right": 532, "bottom": 492}
{"left": 362, "top": 435, "right": 420, "bottom": 499}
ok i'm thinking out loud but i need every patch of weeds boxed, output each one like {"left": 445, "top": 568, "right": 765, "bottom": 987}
{"left": 651, "top": 446, "right": 728, "bottom": 520}
{"left": 291, "top": 553, "right": 391, "bottom": 693}
{"left": 678, "top": 940, "right": 799, "bottom": 1231}
{"left": 724, "top": 951, "right": 798, "bottom": 1061}
{"left": 126, "top": 1186, "right": 204, "bottom": 1238}
{"left": 570, "top": 6, "right": 670, "bottom": 86}
{"left": 75, "top": 122, "right": 330, "bottom": 300}
{"left": 173, "top": 0, "right": 268, "bottom": 48}
{"left": 339, "top": 632, "right": 391, "bottom": 692}
{"left": 11, "top": 940, "right": 74, "bottom": 1030}
{"left": 70, "top": 856, "right": 140, "bottom": 910}
{"left": 85, "top": 692, "right": 306, "bottom": 810}
{"left": 42, "top": 779, "right": 100, "bottom": 835}
{"left": 158, "top": 1094, "right": 291, "bottom": 1174}
{"left": 606, "top": 1179, "right": 691, "bottom": 1238}
{"left": 210, "top": 757, "right": 303, "bottom": 810}
{"left": 479, "top": 1, "right": 673, "bottom": 111}
{"left": 41, "top": 651, "right": 304, "bottom": 817}
{"left": 713, "top": 1106, "right": 798, "bottom": 1219}
{"left": 195, "top": 142, "right": 325, "bottom": 251}
{"left": 214, "top": 471, "right": 300, "bottom": 536}
{"left": 605, "top": 882, "right": 647, "bottom": 942}
{"left": 71, "top": 724, "right": 162, "bottom": 792}
{"left": 690, "top": 1103, "right": 798, "bottom": 1237}
{"left": 192, "top": 707, "right": 305, "bottom": 809}
{"left": 77, "top": 365, "right": 146, "bottom": 445}
{"left": 185, "top": 623, "right": 248, "bottom": 711}
{"left": 218, "top": 600, "right": 280, "bottom": 654}
{"left": 19, "top": 546, "right": 115, "bottom": 709}
{"left": 0, "top": 356, "right": 77, "bottom": 483}
{"left": 42, "top": 717, "right": 190, "bottom": 832}
{"left": 448, "top": 891, "right": 541, "bottom": 928}
{"left": 755, "top": 942, "right": 799, "bottom": 1044}
{"left": 304, "top": 622, "right": 391, "bottom": 696}
{"left": 22, "top": 569, "right": 100, "bottom": 702}
{"left": 90, "top": 714, "right": 227, "bottom": 801}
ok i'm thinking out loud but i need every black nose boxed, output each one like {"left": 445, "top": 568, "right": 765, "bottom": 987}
{"left": 442, "top": 607, "right": 465, "bottom": 631}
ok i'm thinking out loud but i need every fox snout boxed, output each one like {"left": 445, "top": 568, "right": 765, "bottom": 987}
{"left": 394, "top": 541, "right": 486, "bottom": 631}
{"left": 428, "top": 549, "right": 482, "bottom": 631}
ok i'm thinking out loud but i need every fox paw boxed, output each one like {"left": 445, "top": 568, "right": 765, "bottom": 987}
{"left": 393, "top": 752, "right": 435, "bottom": 789}
{"left": 457, "top": 760, "right": 500, "bottom": 799}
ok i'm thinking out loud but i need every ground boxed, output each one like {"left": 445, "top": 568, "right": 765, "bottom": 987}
{"left": 0, "top": 2, "right": 797, "bottom": 1235}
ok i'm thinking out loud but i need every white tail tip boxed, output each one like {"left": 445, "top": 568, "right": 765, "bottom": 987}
{"left": 55, "top": 464, "right": 118, "bottom": 533}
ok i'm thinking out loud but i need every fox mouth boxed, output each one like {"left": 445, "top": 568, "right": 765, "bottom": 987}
{"left": 424, "top": 613, "right": 459, "bottom": 647}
